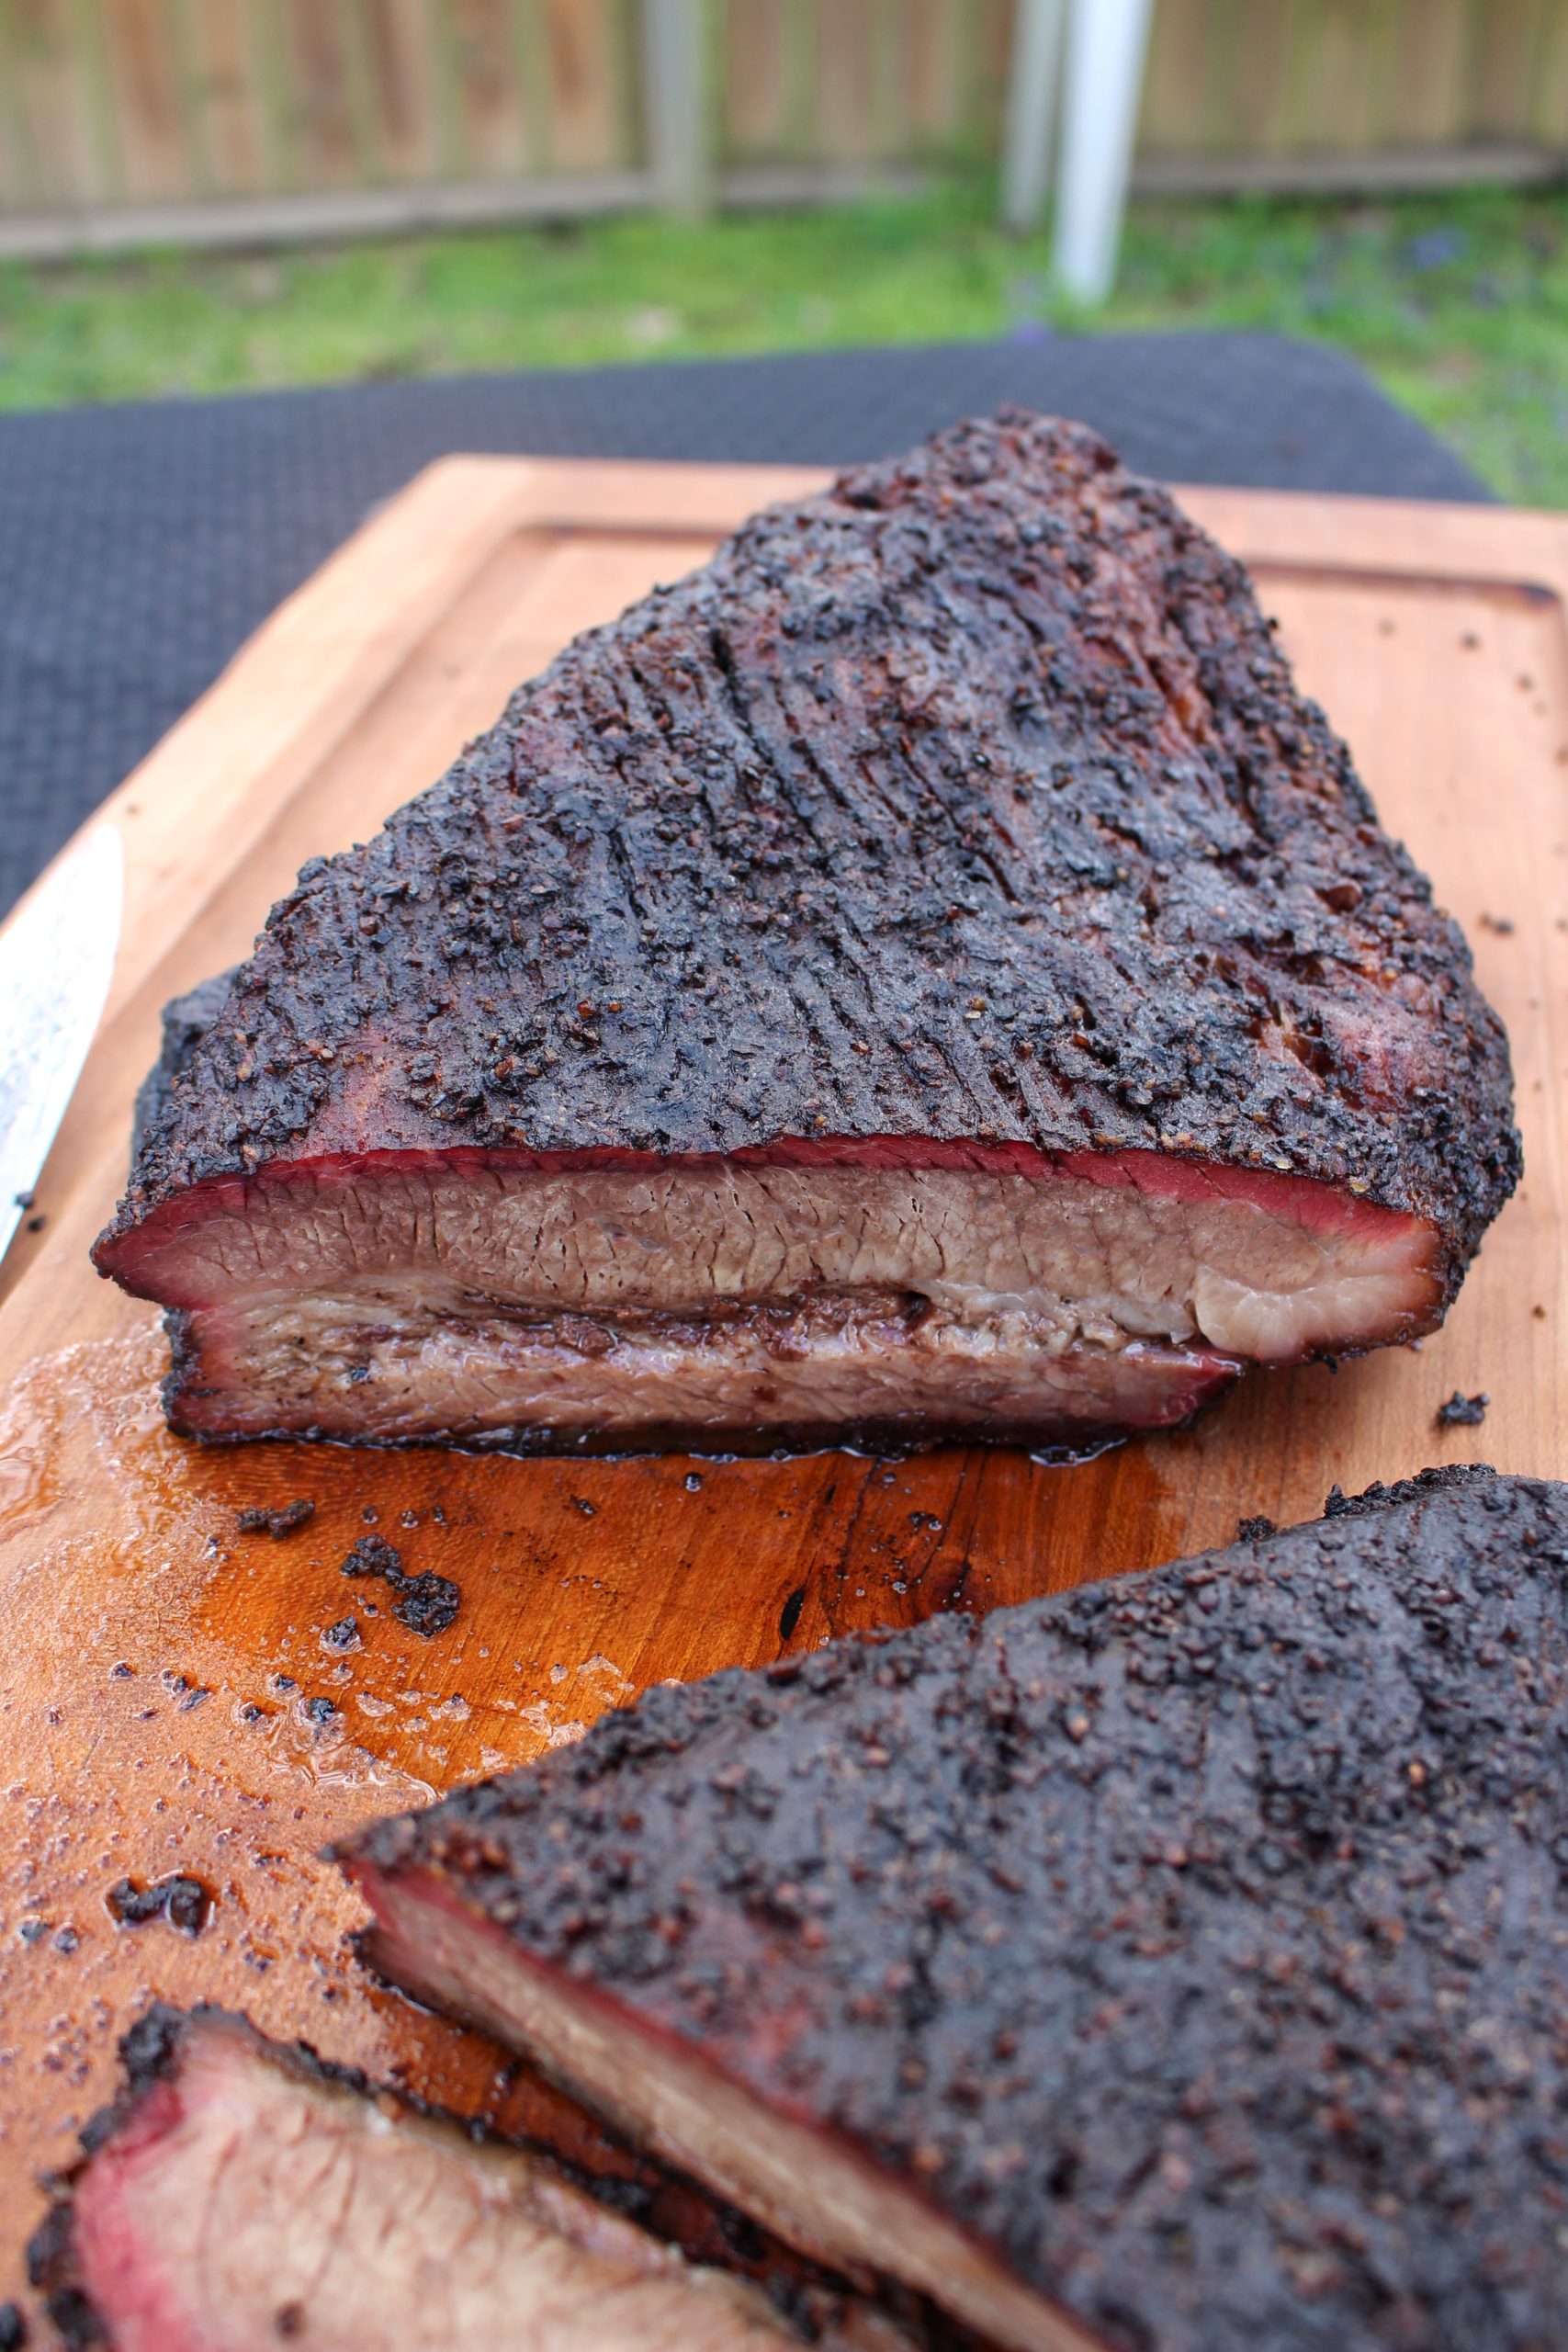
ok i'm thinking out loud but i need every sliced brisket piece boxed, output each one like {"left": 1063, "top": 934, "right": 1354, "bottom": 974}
{"left": 342, "top": 1468, "right": 1568, "bottom": 2352}
{"left": 94, "top": 411, "right": 1517, "bottom": 1453}
{"left": 27, "top": 2006, "right": 919, "bottom": 2352}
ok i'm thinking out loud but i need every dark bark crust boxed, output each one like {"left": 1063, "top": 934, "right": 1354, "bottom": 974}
{"left": 97, "top": 409, "right": 1517, "bottom": 1292}
{"left": 128, "top": 970, "right": 235, "bottom": 1170}
{"left": 346, "top": 1468, "right": 1568, "bottom": 2352}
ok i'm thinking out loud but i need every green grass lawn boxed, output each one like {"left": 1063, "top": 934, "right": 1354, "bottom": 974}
{"left": 2, "top": 178, "right": 1564, "bottom": 503}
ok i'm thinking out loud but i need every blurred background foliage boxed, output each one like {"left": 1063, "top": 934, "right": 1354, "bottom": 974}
{"left": 2, "top": 179, "right": 1564, "bottom": 502}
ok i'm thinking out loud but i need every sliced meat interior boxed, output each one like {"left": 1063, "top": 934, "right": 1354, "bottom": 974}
{"left": 28, "top": 2006, "right": 915, "bottom": 2352}
{"left": 95, "top": 409, "right": 1517, "bottom": 1454}
{"left": 121, "top": 1142, "right": 1435, "bottom": 1451}
{"left": 341, "top": 1468, "right": 1568, "bottom": 2352}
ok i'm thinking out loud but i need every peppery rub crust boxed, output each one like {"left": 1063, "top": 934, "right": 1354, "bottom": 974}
{"left": 343, "top": 1468, "right": 1568, "bottom": 2352}
{"left": 96, "top": 409, "right": 1517, "bottom": 1300}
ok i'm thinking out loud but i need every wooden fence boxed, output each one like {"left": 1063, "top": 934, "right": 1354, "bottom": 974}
{"left": 1140, "top": 0, "right": 1568, "bottom": 187}
{"left": 0, "top": 0, "right": 1010, "bottom": 242}
{"left": 0, "top": 0, "right": 1563, "bottom": 254}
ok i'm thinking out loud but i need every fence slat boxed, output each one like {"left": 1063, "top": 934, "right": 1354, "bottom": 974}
{"left": 869, "top": 0, "right": 905, "bottom": 156}
{"left": 99, "top": 0, "right": 193, "bottom": 202}
{"left": 163, "top": 0, "right": 214, "bottom": 196}
{"left": 1388, "top": 0, "right": 1473, "bottom": 146}
{"left": 779, "top": 0, "right": 816, "bottom": 162}
{"left": 813, "top": 0, "right": 877, "bottom": 162}
{"left": 1473, "top": 0, "right": 1546, "bottom": 136}
{"left": 71, "top": 0, "right": 130, "bottom": 199}
{"left": 508, "top": 0, "right": 553, "bottom": 171}
{"left": 721, "top": 0, "right": 790, "bottom": 161}
{"left": 537, "top": 0, "right": 621, "bottom": 170}
{"left": 357, "top": 0, "right": 443, "bottom": 181}
{"left": 1201, "top": 0, "right": 1249, "bottom": 158}
{"left": 975, "top": 0, "right": 1016, "bottom": 141}
{"left": 178, "top": 0, "right": 266, "bottom": 196}
{"left": 1137, "top": 0, "right": 1207, "bottom": 156}
{"left": 241, "top": 0, "right": 299, "bottom": 191}
{"left": 0, "top": 6, "right": 37, "bottom": 208}
{"left": 1355, "top": 0, "right": 1409, "bottom": 154}
{"left": 336, "top": 0, "right": 389, "bottom": 185}
{"left": 6, "top": 0, "right": 107, "bottom": 208}
{"left": 1530, "top": 0, "right": 1568, "bottom": 139}
{"left": 900, "top": 0, "right": 958, "bottom": 148}
{"left": 1300, "top": 0, "right": 1385, "bottom": 153}
{"left": 0, "top": 84, "right": 17, "bottom": 215}
{"left": 423, "top": 0, "right": 467, "bottom": 176}
{"left": 10, "top": 0, "right": 71, "bottom": 207}
{"left": 278, "top": 0, "right": 363, "bottom": 188}
{"left": 446, "top": 0, "right": 531, "bottom": 175}
{"left": 1231, "top": 0, "right": 1297, "bottom": 158}
{"left": 606, "top": 0, "right": 642, "bottom": 172}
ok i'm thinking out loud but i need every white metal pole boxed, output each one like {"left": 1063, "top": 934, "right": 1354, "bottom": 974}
{"left": 1000, "top": 0, "right": 1067, "bottom": 235}
{"left": 642, "top": 0, "right": 710, "bottom": 219}
{"left": 1053, "top": 0, "right": 1154, "bottom": 304}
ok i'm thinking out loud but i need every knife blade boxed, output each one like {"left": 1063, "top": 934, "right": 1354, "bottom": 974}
{"left": 0, "top": 826, "right": 123, "bottom": 1262}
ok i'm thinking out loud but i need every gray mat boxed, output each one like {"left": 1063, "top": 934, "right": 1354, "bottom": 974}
{"left": 0, "top": 330, "right": 1487, "bottom": 916}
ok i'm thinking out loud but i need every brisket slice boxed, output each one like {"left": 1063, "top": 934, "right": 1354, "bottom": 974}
{"left": 94, "top": 411, "right": 1517, "bottom": 1453}
{"left": 27, "top": 2006, "right": 920, "bottom": 2352}
{"left": 342, "top": 1467, "right": 1568, "bottom": 2352}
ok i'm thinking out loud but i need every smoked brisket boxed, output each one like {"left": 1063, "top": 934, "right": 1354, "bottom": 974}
{"left": 343, "top": 1468, "right": 1568, "bottom": 2352}
{"left": 95, "top": 413, "right": 1517, "bottom": 1453}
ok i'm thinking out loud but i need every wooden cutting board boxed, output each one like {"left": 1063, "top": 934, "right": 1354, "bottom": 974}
{"left": 2, "top": 457, "right": 1566, "bottom": 2311}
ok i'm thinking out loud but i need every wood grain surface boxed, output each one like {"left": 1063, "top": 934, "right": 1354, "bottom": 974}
{"left": 1, "top": 457, "right": 1565, "bottom": 2316}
